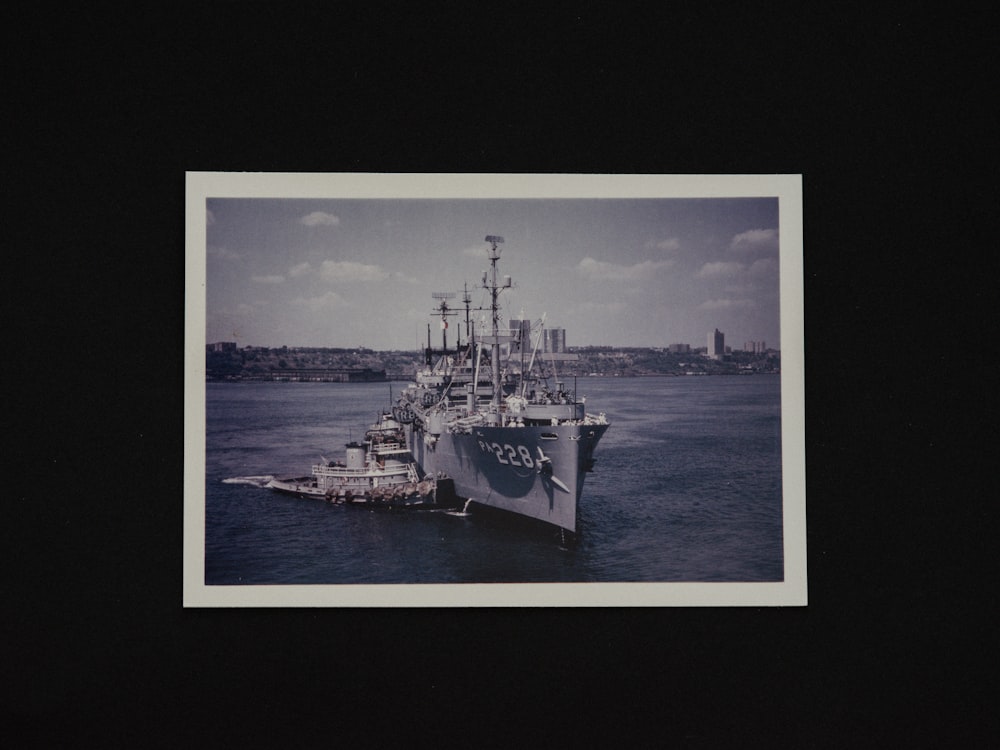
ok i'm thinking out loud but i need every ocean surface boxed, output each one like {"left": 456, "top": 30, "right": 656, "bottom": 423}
{"left": 204, "top": 376, "right": 784, "bottom": 585}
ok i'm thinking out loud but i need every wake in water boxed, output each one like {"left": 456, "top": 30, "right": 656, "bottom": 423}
{"left": 445, "top": 499, "right": 475, "bottom": 517}
{"left": 222, "top": 475, "right": 274, "bottom": 487}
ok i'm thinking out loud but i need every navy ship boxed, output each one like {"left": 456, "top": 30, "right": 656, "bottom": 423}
{"left": 392, "top": 235, "right": 610, "bottom": 540}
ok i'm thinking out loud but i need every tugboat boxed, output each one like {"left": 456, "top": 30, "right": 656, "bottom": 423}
{"left": 395, "top": 235, "right": 610, "bottom": 540}
{"left": 266, "top": 412, "right": 453, "bottom": 509}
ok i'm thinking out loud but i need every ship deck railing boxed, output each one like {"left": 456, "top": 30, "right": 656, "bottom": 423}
{"left": 371, "top": 441, "right": 407, "bottom": 453}
{"left": 311, "top": 464, "right": 422, "bottom": 485}
{"left": 312, "top": 463, "right": 413, "bottom": 478}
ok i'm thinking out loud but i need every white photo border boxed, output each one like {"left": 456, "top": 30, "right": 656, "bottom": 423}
{"left": 184, "top": 173, "right": 806, "bottom": 607}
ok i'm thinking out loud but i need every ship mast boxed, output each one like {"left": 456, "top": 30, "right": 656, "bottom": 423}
{"left": 461, "top": 282, "right": 472, "bottom": 359}
{"left": 484, "top": 235, "right": 509, "bottom": 406}
{"left": 431, "top": 291, "right": 457, "bottom": 352}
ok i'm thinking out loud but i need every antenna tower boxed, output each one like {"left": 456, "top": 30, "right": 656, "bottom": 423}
{"left": 483, "top": 235, "right": 510, "bottom": 404}
{"left": 431, "top": 291, "right": 457, "bottom": 351}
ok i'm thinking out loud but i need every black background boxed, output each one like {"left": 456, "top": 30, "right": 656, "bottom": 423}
{"left": 7, "top": 6, "right": 993, "bottom": 747}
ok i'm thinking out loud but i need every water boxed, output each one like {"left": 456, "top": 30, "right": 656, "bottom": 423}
{"left": 204, "top": 376, "right": 784, "bottom": 584}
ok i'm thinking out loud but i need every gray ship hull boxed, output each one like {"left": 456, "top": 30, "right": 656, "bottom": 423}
{"left": 408, "top": 421, "right": 608, "bottom": 534}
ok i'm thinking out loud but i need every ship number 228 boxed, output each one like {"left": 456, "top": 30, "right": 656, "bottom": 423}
{"left": 478, "top": 440, "right": 534, "bottom": 468}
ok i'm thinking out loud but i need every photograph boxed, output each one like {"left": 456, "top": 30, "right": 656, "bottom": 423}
{"left": 184, "top": 173, "right": 805, "bottom": 606}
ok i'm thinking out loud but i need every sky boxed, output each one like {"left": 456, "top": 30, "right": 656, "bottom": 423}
{"left": 204, "top": 196, "right": 782, "bottom": 351}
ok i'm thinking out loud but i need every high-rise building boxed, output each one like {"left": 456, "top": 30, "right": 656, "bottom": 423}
{"left": 543, "top": 328, "right": 566, "bottom": 353}
{"left": 668, "top": 343, "right": 690, "bottom": 354}
{"left": 708, "top": 329, "right": 725, "bottom": 360}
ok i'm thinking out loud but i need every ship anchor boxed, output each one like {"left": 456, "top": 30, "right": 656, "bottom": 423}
{"left": 536, "top": 447, "right": 570, "bottom": 493}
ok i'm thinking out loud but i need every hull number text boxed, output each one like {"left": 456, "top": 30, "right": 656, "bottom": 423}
{"left": 478, "top": 440, "right": 535, "bottom": 468}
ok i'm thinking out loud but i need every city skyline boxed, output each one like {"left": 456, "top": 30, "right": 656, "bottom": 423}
{"left": 200, "top": 178, "right": 789, "bottom": 351}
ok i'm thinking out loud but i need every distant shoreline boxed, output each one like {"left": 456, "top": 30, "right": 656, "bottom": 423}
{"left": 205, "top": 345, "right": 780, "bottom": 382}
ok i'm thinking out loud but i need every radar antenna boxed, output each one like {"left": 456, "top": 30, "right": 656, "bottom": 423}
{"left": 485, "top": 234, "right": 505, "bottom": 256}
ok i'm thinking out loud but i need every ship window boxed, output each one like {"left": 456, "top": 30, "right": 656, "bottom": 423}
{"left": 541, "top": 433, "right": 558, "bottom": 440}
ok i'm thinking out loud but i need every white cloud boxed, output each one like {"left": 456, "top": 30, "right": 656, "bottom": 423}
{"left": 730, "top": 228, "right": 778, "bottom": 255}
{"left": 645, "top": 238, "right": 681, "bottom": 252}
{"left": 300, "top": 211, "right": 340, "bottom": 227}
{"left": 208, "top": 245, "right": 241, "bottom": 261}
{"left": 749, "top": 257, "right": 778, "bottom": 276}
{"left": 292, "top": 291, "right": 347, "bottom": 311}
{"left": 696, "top": 261, "right": 744, "bottom": 278}
{"left": 577, "top": 257, "right": 675, "bottom": 281}
{"left": 320, "top": 260, "right": 388, "bottom": 282}
{"left": 252, "top": 275, "right": 285, "bottom": 284}
{"left": 698, "top": 298, "right": 757, "bottom": 311}
{"left": 289, "top": 262, "right": 312, "bottom": 277}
